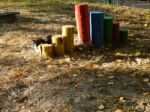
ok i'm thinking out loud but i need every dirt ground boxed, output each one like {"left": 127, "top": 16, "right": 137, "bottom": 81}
{"left": 125, "top": 1, "right": 150, "bottom": 9}
{"left": 0, "top": 1, "right": 150, "bottom": 112}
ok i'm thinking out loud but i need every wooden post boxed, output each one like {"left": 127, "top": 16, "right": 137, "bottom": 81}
{"left": 109, "top": 0, "right": 112, "bottom": 4}
{"left": 75, "top": 4, "right": 90, "bottom": 44}
{"left": 62, "top": 25, "right": 75, "bottom": 53}
{"left": 52, "top": 35, "right": 65, "bottom": 56}
{"left": 90, "top": 11, "right": 104, "bottom": 48}
{"left": 119, "top": 29, "right": 128, "bottom": 44}
{"left": 41, "top": 44, "right": 54, "bottom": 58}
{"left": 113, "top": 22, "right": 120, "bottom": 48}
{"left": 104, "top": 16, "right": 113, "bottom": 46}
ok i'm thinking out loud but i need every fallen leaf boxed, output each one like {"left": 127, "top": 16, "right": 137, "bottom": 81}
{"left": 98, "top": 73, "right": 105, "bottom": 77}
{"left": 73, "top": 74, "right": 78, "bottom": 77}
{"left": 115, "top": 109, "right": 123, "bottom": 112}
{"left": 119, "top": 97, "right": 126, "bottom": 103}
{"left": 90, "top": 63, "right": 99, "bottom": 69}
{"left": 135, "top": 58, "right": 142, "bottom": 65}
{"left": 144, "top": 23, "right": 147, "bottom": 27}
{"left": 115, "top": 52, "right": 122, "bottom": 56}
{"left": 82, "top": 94, "right": 96, "bottom": 101}
{"left": 64, "top": 57, "right": 71, "bottom": 62}
{"left": 143, "top": 92, "right": 150, "bottom": 96}
{"left": 98, "top": 104, "right": 105, "bottom": 110}
{"left": 45, "top": 59, "right": 52, "bottom": 64}
{"left": 64, "top": 98, "right": 74, "bottom": 105}
{"left": 143, "top": 78, "right": 149, "bottom": 83}
{"left": 63, "top": 108, "right": 70, "bottom": 112}
{"left": 57, "top": 60, "right": 65, "bottom": 65}
{"left": 135, "top": 51, "right": 141, "bottom": 56}
{"left": 102, "top": 62, "right": 113, "bottom": 68}
{"left": 108, "top": 76, "right": 114, "bottom": 79}
{"left": 108, "top": 81, "right": 114, "bottom": 85}
{"left": 116, "top": 59, "right": 122, "bottom": 63}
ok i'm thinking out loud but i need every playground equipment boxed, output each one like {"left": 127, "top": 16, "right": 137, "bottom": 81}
{"left": 104, "top": 16, "right": 113, "bottom": 46}
{"left": 113, "top": 22, "right": 120, "bottom": 47}
{"left": 120, "top": 29, "right": 128, "bottom": 44}
{"left": 41, "top": 44, "right": 54, "bottom": 58}
{"left": 75, "top": 4, "right": 91, "bottom": 44}
{"left": 33, "top": 4, "right": 128, "bottom": 58}
{"left": 62, "top": 25, "right": 75, "bottom": 53}
{"left": 52, "top": 35, "right": 65, "bottom": 56}
{"left": 90, "top": 12, "right": 104, "bottom": 48}
{"left": 75, "top": 4, "right": 128, "bottom": 48}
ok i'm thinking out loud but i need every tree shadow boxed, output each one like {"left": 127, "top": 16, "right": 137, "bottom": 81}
{"left": 27, "top": 2, "right": 75, "bottom": 17}
{"left": 0, "top": 67, "right": 149, "bottom": 111}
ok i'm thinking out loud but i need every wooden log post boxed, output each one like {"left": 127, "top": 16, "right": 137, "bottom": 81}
{"left": 62, "top": 25, "right": 75, "bottom": 54}
{"left": 75, "top": 4, "right": 90, "bottom": 44}
{"left": 119, "top": 29, "right": 128, "bottom": 44}
{"left": 90, "top": 11, "right": 104, "bottom": 48}
{"left": 113, "top": 22, "right": 120, "bottom": 48}
{"left": 41, "top": 44, "right": 54, "bottom": 58}
{"left": 104, "top": 16, "right": 113, "bottom": 46}
{"left": 52, "top": 35, "right": 65, "bottom": 56}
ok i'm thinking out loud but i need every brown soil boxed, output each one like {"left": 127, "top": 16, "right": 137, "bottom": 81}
{"left": 0, "top": 1, "right": 150, "bottom": 112}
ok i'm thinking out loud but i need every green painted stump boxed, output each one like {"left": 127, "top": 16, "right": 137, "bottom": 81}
{"left": 104, "top": 16, "right": 113, "bottom": 45}
{"left": 119, "top": 29, "right": 128, "bottom": 44}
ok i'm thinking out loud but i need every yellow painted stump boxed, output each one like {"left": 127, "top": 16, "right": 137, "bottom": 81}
{"left": 62, "top": 25, "right": 75, "bottom": 54}
{"left": 52, "top": 35, "right": 65, "bottom": 56}
{"left": 41, "top": 44, "right": 54, "bottom": 58}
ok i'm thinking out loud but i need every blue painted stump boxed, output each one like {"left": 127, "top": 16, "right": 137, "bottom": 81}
{"left": 90, "top": 12, "right": 104, "bottom": 48}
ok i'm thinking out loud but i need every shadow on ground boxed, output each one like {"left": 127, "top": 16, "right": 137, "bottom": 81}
{"left": 0, "top": 1, "right": 150, "bottom": 112}
{"left": 0, "top": 68, "right": 149, "bottom": 112}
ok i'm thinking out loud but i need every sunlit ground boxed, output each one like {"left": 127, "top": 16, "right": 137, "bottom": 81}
{"left": 0, "top": 1, "right": 150, "bottom": 112}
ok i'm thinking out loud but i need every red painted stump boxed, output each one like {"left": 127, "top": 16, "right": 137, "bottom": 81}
{"left": 75, "top": 4, "right": 90, "bottom": 44}
{"left": 113, "top": 22, "right": 120, "bottom": 48}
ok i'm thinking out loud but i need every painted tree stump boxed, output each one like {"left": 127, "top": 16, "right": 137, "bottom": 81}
{"left": 75, "top": 4, "right": 90, "bottom": 44}
{"left": 41, "top": 44, "right": 54, "bottom": 58}
{"left": 52, "top": 35, "right": 65, "bottom": 56}
{"left": 104, "top": 16, "right": 113, "bottom": 46}
{"left": 119, "top": 29, "right": 128, "bottom": 44}
{"left": 62, "top": 25, "right": 75, "bottom": 54}
{"left": 90, "top": 11, "right": 104, "bottom": 48}
{"left": 113, "top": 22, "right": 120, "bottom": 48}
{"left": 0, "top": 11, "right": 20, "bottom": 23}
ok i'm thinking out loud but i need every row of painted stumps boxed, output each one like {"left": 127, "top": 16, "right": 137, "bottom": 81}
{"left": 37, "top": 4, "right": 128, "bottom": 58}
{"left": 36, "top": 25, "right": 74, "bottom": 58}
{"left": 75, "top": 4, "right": 128, "bottom": 47}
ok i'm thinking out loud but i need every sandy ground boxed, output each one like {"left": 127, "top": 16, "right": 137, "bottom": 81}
{"left": 125, "top": 1, "right": 150, "bottom": 9}
{"left": 0, "top": 1, "right": 150, "bottom": 112}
